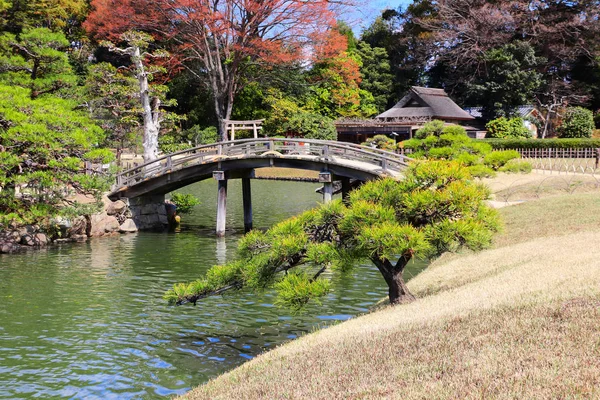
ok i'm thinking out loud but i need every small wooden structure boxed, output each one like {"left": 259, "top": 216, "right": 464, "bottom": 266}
{"left": 225, "top": 119, "right": 264, "bottom": 141}
{"left": 337, "top": 87, "right": 478, "bottom": 143}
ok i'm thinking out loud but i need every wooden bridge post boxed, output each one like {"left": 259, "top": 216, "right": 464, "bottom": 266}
{"left": 319, "top": 172, "right": 333, "bottom": 203}
{"left": 214, "top": 171, "right": 227, "bottom": 237}
{"left": 242, "top": 177, "right": 253, "bottom": 232}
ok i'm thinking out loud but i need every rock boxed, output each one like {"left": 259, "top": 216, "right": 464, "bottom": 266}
{"left": 104, "top": 216, "right": 120, "bottom": 233}
{"left": 34, "top": 233, "right": 48, "bottom": 246}
{"left": 101, "top": 194, "right": 112, "bottom": 211}
{"left": 67, "top": 216, "right": 88, "bottom": 237}
{"left": 89, "top": 213, "right": 107, "bottom": 237}
{"left": 119, "top": 219, "right": 138, "bottom": 233}
{"left": 20, "top": 233, "right": 37, "bottom": 246}
{"left": 0, "top": 242, "right": 18, "bottom": 253}
{"left": 71, "top": 234, "right": 87, "bottom": 242}
{"left": 107, "top": 200, "right": 127, "bottom": 216}
{"left": 89, "top": 213, "right": 119, "bottom": 236}
{"left": 52, "top": 216, "right": 71, "bottom": 229}
{"left": 17, "top": 225, "right": 36, "bottom": 237}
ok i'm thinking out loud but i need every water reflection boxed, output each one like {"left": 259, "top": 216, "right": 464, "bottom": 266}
{"left": 215, "top": 238, "right": 227, "bottom": 265}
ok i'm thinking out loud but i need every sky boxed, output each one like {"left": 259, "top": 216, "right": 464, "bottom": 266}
{"left": 350, "top": 0, "right": 413, "bottom": 36}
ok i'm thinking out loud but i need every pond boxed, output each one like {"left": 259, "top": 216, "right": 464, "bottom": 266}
{"left": 0, "top": 180, "right": 426, "bottom": 399}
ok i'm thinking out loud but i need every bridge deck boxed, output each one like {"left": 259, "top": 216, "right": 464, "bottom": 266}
{"left": 109, "top": 138, "right": 412, "bottom": 199}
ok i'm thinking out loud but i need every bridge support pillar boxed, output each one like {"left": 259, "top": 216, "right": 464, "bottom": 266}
{"left": 214, "top": 172, "right": 228, "bottom": 237}
{"left": 319, "top": 172, "right": 333, "bottom": 203}
{"left": 242, "top": 177, "right": 253, "bottom": 232}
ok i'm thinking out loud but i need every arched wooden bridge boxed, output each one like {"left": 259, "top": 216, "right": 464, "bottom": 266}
{"left": 108, "top": 138, "right": 413, "bottom": 235}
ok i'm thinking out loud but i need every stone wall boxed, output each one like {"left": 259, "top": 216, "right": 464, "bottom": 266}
{"left": 128, "top": 195, "right": 169, "bottom": 230}
{"left": 0, "top": 194, "right": 167, "bottom": 254}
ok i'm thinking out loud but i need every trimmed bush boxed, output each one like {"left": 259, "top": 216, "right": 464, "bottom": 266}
{"left": 483, "top": 150, "right": 521, "bottom": 170}
{"left": 484, "top": 138, "right": 600, "bottom": 149}
{"left": 414, "top": 120, "right": 445, "bottom": 138}
{"left": 499, "top": 160, "right": 533, "bottom": 173}
{"left": 559, "top": 107, "right": 594, "bottom": 138}
{"left": 486, "top": 117, "right": 531, "bottom": 139}
{"left": 468, "top": 164, "right": 497, "bottom": 178}
{"left": 363, "top": 135, "right": 396, "bottom": 150}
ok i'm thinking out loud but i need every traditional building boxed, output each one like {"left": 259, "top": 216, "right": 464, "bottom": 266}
{"left": 337, "top": 86, "right": 481, "bottom": 144}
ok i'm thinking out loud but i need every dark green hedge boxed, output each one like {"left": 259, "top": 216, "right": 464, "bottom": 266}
{"left": 484, "top": 138, "right": 600, "bottom": 149}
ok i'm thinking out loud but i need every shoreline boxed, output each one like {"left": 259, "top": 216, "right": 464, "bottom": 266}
{"left": 177, "top": 189, "right": 600, "bottom": 399}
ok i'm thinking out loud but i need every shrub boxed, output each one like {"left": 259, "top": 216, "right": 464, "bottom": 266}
{"left": 486, "top": 117, "right": 531, "bottom": 139}
{"left": 559, "top": 107, "right": 594, "bottom": 138}
{"left": 499, "top": 160, "right": 533, "bottom": 173}
{"left": 485, "top": 138, "right": 600, "bottom": 149}
{"left": 427, "top": 146, "right": 455, "bottom": 159}
{"left": 170, "top": 192, "right": 200, "bottom": 214}
{"left": 414, "top": 120, "right": 445, "bottom": 139}
{"left": 468, "top": 164, "right": 497, "bottom": 178}
{"left": 442, "top": 124, "right": 468, "bottom": 136}
{"left": 483, "top": 150, "right": 521, "bottom": 170}
{"left": 363, "top": 135, "right": 396, "bottom": 150}
{"left": 454, "top": 152, "right": 481, "bottom": 166}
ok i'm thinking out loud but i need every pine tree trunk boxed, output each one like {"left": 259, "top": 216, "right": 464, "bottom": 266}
{"left": 387, "top": 271, "right": 415, "bottom": 305}
{"left": 373, "top": 257, "right": 415, "bottom": 305}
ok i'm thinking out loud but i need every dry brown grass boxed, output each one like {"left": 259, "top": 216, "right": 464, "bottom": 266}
{"left": 494, "top": 192, "right": 600, "bottom": 248}
{"left": 179, "top": 192, "right": 600, "bottom": 400}
{"left": 484, "top": 171, "right": 600, "bottom": 202}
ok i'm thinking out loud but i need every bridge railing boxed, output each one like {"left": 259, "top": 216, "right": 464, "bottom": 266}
{"left": 114, "top": 138, "right": 413, "bottom": 189}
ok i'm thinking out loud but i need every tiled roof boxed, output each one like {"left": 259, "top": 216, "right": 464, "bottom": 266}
{"left": 464, "top": 105, "right": 536, "bottom": 119}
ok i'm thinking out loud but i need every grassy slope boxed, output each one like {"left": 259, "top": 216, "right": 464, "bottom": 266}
{"left": 180, "top": 193, "right": 600, "bottom": 400}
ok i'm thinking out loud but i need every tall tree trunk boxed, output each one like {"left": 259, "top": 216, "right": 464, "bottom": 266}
{"left": 215, "top": 95, "right": 232, "bottom": 142}
{"left": 132, "top": 46, "right": 160, "bottom": 162}
{"left": 373, "top": 256, "right": 415, "bottom": 305}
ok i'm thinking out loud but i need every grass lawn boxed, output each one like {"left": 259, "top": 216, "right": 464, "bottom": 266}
{"left": 178, "top": 185, "right": 600, "bottom": 400}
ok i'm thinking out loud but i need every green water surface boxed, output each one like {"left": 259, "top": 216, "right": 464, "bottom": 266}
{"left": 0, "top": 180, "right": 426, "bottom": 399}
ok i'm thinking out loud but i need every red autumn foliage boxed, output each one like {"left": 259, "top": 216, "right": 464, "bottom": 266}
{"left": 85, "top": 0, "right": 348, "bottom": 140}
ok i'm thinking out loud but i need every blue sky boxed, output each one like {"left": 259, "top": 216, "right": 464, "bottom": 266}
{"left": 350, "top": 0, "right": 413, "bottom": 35}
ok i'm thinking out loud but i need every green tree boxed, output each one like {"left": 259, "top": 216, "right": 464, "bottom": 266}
{"left": 306, "top": 51, "right": 377, "bottom": 119}
{"left": 0, "top": 84, "right": 111, "bottom": 225}
{"left": 1, "top": 0, "right": 87, "bottom": 35}
{"left": 263, "top": 91, "right": 337, "bottom": 140}
{"left": 361, "top": 8, "right": 434, "bottom": 105}
{"left": 85, "top": 62, "right": 140, "bottom": 166}
{"left": 165, "top": 161, "right": 500, "bottom": 307}
{"left": 101, "top": 31, "right": 182, "bottom": 162}
{"left": 469, "top": 42, "right": 543, "bottom": 120}
{"left": 354, "top": 42, "right": 394, "bottom": 114}
{"left": 0, "top": 28, "right": 77, "bottom": 99}
{"left": 486, "top": 117, "right": 532, "bottom": 139}
{"left": 559, "top": 107, "right": 594, "bottom": 138}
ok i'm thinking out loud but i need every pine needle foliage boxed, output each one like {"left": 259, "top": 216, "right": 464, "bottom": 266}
{"left": 403, "top": 121, "right": 528, "bottom": 176}
{"left": 165, "top": 161, "right": 501, "bottom": 308}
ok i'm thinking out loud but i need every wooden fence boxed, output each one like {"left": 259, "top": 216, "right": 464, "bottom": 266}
{"left": 397, "top": 147, "right": 600, "bottom": 175}
{"left": 511, "top": 148, "right": 600, "bottom": 175}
